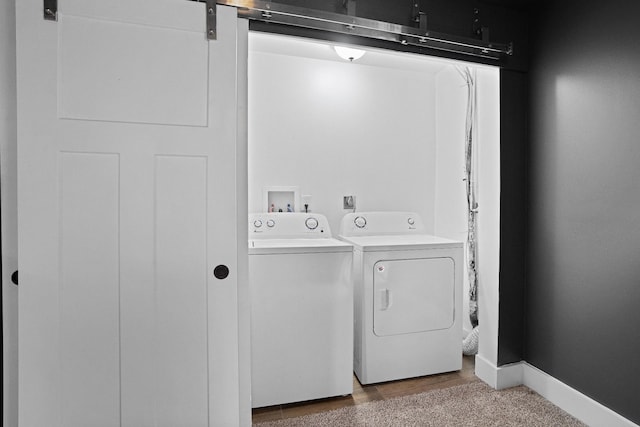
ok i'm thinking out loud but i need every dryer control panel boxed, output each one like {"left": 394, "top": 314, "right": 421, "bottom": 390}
{"left": 339, "top": 212, "right": 425, "bottom": 236}
{"left": 249, "top": 212, "right": 332, "bottom": 238}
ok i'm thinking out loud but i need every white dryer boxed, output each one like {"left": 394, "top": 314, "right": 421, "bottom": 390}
{"left": 248, "top": 213, "right": 353, "bottom": 408}
{"left": 339, "top": 212, "right": 463, "bottom": 385}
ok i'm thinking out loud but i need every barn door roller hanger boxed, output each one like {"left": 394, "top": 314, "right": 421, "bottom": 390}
{"left": 43, "top": 0, "right": 57, "bottom": 21}
{"left": 185, "top": 0, "right": 219, "bottom": 39}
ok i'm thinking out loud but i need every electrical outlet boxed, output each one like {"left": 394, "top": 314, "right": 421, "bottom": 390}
{"left": 343, "top": 195, "right": 355, "bottom": 209}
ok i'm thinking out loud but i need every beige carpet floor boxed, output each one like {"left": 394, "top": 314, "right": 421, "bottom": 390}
{"left": 253, "top": 381, "right": 587, "bottom": 426}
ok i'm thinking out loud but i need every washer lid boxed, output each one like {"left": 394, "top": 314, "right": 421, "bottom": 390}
{"left": 248, "top": 238, "right": 353, "bottom": 255}
{"left": 338, "top": 234, "right": 462, "bottom": 252}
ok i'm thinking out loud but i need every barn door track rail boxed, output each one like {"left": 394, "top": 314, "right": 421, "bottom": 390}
{"left": 204, "top": 0, "right": 513, "bottom": 59}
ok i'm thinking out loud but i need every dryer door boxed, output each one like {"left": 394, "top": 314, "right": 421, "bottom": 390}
{"left": 373, "top": 257, "right": 455, "bottom": 336}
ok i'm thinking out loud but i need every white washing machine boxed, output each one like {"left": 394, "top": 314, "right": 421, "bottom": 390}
{"left": 248, "top": 213, "right": 353, "bottom": 408}
{"left": 339, "top": 211, "right": 463, "bottom": 385}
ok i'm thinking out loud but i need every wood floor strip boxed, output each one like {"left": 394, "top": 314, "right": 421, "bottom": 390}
{"left": 252, "top": 356, "right": 476, "bottom": 423}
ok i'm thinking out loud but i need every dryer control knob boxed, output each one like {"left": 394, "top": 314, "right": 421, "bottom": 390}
{"left": 354, "top": 216, "right": 367, "bottom": 228}
{"left": 266, "top": 219, "right": 275, "bottom": 228}
{"left": 407, "top": 217, "right": 415, "bottom": 225}
{"left": 305, "top": 217, "right": 319, "bottom": 230}
{"left": 253, "top": 219, "right": 263, "bottom": 228}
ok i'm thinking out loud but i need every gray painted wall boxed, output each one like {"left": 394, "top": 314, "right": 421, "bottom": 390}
{"left": 527, "top": 1, "right": 640, "bottom": 423}
{"left": 497, "top": 69, "right": 527, "bottom": 366}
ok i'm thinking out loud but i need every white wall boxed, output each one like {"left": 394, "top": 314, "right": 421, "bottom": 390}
{"left": 475, "top": 68, "right": 501, "bottom": 366}
{"left": 434, "top": 65, "right": 471, "bottom": 332}
{"left": 433, "top": 65, "right": 501, "bottom": 358}
{"left": 248, "top": 34, "right": 440, "bottom": 235}
{"left": 0, "top": 0, "right": 18, "bottom": 425}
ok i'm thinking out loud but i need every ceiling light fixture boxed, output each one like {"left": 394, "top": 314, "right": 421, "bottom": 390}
{"left": 333, "top": 46, "right": 366, "bottom": 62}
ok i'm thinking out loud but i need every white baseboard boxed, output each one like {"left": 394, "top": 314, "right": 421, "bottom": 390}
{"left": 474, "top": 356, "right": 639, "bottom": 427}
{"left": 522, "top": 364, "right": 638, "bottom": 427}
{"left": 474, "top": 354, "right": 523, "bottom": 390}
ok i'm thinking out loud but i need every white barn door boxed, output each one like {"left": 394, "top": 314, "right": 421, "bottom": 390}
{"left": 16, "top": 1, "right": 248, "bottom": 426}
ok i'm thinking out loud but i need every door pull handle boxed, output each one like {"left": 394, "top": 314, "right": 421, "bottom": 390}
{"left": 213, "top": 265, "right": 229, "bottom": 280}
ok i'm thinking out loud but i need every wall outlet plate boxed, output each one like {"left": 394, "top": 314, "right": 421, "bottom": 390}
{"left": 343, "top": 195, "right": 355, "bottom": 209}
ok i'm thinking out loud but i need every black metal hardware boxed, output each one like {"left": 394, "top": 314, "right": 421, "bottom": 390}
{"left": 44, "top": 0, "right": 57, "bottom": 21}
{"left": 205, "top": 0, "right": 217, "bottom": 40}
{"left": 11, "top": 270, "right": 18, "bottom": 286}
{"left": 214, "top": 265, "right": 229, "bottom": 280}
{"left": 343, "top": 0, "right": 356, "bottom": 16}
{"left": 413, "top": 2, "right": 427, "bottom": 32}
{"left": 191, "top": 0, "right": 217, "bottom": 40}
{"left": 218, "top": 0, "right": 512, "bottom": 59}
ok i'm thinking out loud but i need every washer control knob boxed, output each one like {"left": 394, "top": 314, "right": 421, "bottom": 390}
{"left": 354, "top": 216, "right": 367, "bottom": 228}
{"left": 408, "top": 217, "right": 415, "bottom": 226}
{"left": 305, "top": 217, "right": 319, "bottom": 230}
{"left": 253, "top": 219, "right": 263, "bottom": 228}
{"left": 266, "top": 219, "right": 275, "bottom": 228}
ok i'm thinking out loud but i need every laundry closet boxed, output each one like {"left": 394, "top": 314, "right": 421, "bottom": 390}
{"left": 247, "top": 31, "right": 501, "bottom": 405}
{"left": 10, "top": 2, "right": 504, "bottom": 424}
